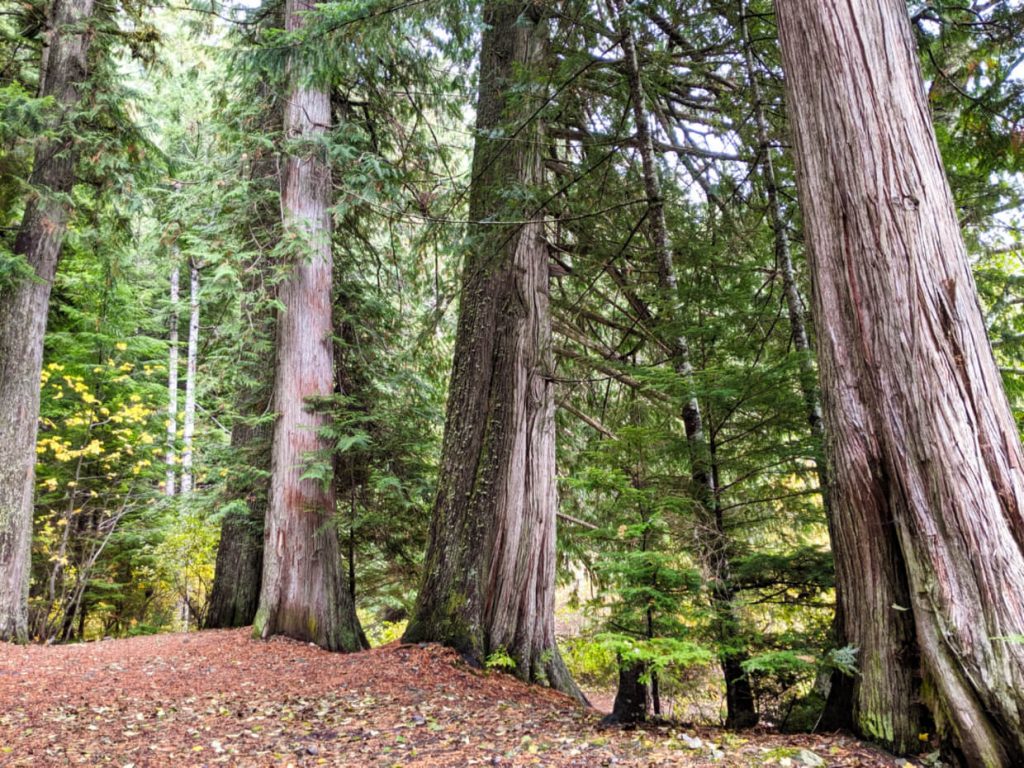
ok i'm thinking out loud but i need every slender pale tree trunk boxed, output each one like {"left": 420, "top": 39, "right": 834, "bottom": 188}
{"left": 403, "top": 1, "right": 580, "bottom": 699}
{"left": 175, "top": 262, "right": 198, "bottom": 634}
{"left": 179, "top": 261, "right": 199, "bottom": 495}
{"left": 777, "top": 1, "right": 1024, "bottom": 763}
{"left": 175, "top": 260, "right": 199, "bottom": 631}
{"left": 608, "top": 0, "right": 757, "bottom": 727}
{"left": 252, "top": 0, "right": 364, "bottom": 652}
{"left": 0, "top": 0, "right": 95, "bottom": 643}
{"left": 165, "top": 264, "right": 180, "bottom": 496}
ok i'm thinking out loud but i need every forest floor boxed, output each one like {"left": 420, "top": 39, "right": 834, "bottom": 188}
{"left": 0, "top": 628, "right": 916, "bottom": 767}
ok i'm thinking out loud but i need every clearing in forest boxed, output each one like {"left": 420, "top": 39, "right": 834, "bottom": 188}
{"left": 0, "top": 628, "right": 908, "bottom": 767}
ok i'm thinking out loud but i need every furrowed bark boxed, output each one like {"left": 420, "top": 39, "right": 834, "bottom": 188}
{"left": 777, "top": 1, "right": 1024, "bottom": 763}
{"left": 609, "top": 0, "right": 756, "bottom": 728}
{"left": 206, "top": 411, "right": 270, "bottom": 628}
{"left": 403, "top": 0, "right": 582, "bottom": 700}
{"left": 253, "top": 0, "right": 364, "bottom": 652}
{"left": 0, "top": 0, "right": 95, "bottom": 643}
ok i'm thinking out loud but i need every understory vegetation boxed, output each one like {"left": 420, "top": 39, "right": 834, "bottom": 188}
{"left": 2, "top": 0, "right": 1024, "bottom": 763}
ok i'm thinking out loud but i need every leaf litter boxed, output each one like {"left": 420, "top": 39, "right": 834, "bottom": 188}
{"left": 0, "top": 628, "right": 916, "bottom": 766}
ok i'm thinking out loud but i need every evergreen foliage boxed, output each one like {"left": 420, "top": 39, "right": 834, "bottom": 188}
{"left": 1, "top": 0, "right": 1022, "bottom": 755}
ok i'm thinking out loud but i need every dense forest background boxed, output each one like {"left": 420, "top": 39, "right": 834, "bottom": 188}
{"left": 3, "top": 0, "right": 1024, "bottom": 758}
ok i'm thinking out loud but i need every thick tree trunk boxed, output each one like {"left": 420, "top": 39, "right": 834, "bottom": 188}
{"left": 604, "top": 659, "right": 652, "bottom": 725}
{"left": 777, "top": 1, "right": 1024, "bottom": 763}
{"left": 610, "top": 0, "right": 756, "bottom": 728}
{"left": 402, "top": 1, "right": 580, "bottom": 700}
{"left": 206, "top": 413, "right": 270, "bottom": 628}
{"left": 179, "top": 261, "right": 199, "bottom": 495}
{"left": 206, "top": 320, "right": 273, "bottom": 630}
{"left": 165, "top": 264, "right": 179, "bottom": 497}
{"left": 252, "top": 0, "right": 364, "bottom": 652}
{"left": 209, "top": 513, "right": 262, "bottom": 628}
{"left": 0, "top": 0, "right": 94, "bottom": 643}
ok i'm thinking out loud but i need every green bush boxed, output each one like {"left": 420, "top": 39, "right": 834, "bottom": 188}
{"left": 560, "top": 636, "right": 619, "bottom": 687}
{"left": 358, "top": 611, "right": 407, "bottom": 647}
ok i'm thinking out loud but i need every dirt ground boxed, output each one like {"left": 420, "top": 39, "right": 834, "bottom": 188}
{"left": 0, "top": 628, "right": 915, "bottom": 766}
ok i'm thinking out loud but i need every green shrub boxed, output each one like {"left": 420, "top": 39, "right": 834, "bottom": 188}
{"left": 560, "top": 635, "right": 618, "bottom": 687}
{"left": 358, "top": 610, "right": 407, "bottom": 647}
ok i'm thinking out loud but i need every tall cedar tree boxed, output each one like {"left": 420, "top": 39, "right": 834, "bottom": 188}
{"left": 0, "top": 0, "right": 95, "bottom": 642}
{"left": 402, "top": 0, "right": 581, "bottom": 699}
{"left": 777, "top": 1, "right": 1024, "bottom": 763}
{"left": 251, "top": 0, "right": 364, "bottom": 651}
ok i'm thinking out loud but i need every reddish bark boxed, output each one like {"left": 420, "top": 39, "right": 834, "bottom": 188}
{"left": 252, "top": 0, "right": 363, "bottom": 652}
{"left": 777, "top": 1, "right": 1024, "bottom": 762}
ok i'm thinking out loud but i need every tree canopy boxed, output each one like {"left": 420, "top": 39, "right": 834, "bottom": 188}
{"left": 2, "top": 0, "right": 1024, "bottom": 764}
